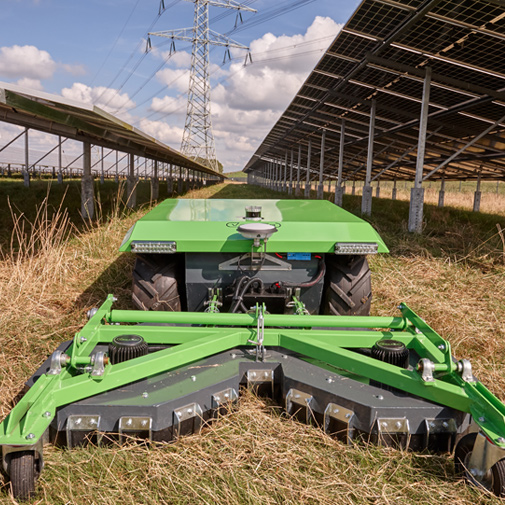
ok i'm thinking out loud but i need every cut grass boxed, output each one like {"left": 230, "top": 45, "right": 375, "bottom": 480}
{"left": 0, "top": 180, "right": 504, "bottom": 504}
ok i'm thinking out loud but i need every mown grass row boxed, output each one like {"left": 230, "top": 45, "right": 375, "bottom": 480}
{"left": 0, "top": 180, "right": 504, "bottom": 504}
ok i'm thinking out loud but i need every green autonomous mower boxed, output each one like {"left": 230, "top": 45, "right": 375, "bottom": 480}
{"left": 2, "top": 199, "right": 505, "bottom": 500}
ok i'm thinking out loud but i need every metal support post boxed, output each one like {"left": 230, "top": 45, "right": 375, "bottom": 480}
{"left": 295, "top": 145, "right": 301, "bottom": 196}
{"left": 151, "top": 160, "right": 159, "bottom": 201}
{"left": 288, "top": 149, "right": 293, "bottom": 195}
{"left": 178, "top": 166, "right": 183, "bottom": 194}
{"left": 304, "top": 141, "right": 311, "bottom": 198}
{"left": 361, "top": 101, "right": 376, "bottom": 215}
{"left": 81, "top": 142, "right": 94, "bottom": 219}
{"left": 167, "top": 164, "right": 173, "bottom": 194}
{"left": 283, "top": 152, "right": 288, "bottom": 192}
{"left": 127, "top": 153, "right": 137, "bottom": 208}
{"left": 100, "top": 146, "right": 105, "bottom": 184}
{"left": 473, "top": 172, "right": 482, "bottom": 212}
{"left": 57, "top": 136, "right": 63, "bottom": 184}
{"left": 317, "top": 130, "right": 326, "bottom": 200}
{"left": 375, "top": 180, "right": 380, "bottom": 198}
{"left": 409, "top": 67, "right": 431, "bottom": 234}
{"left": 23, "top": 128, "right": 30, "bottom": 187}
{"left": 438, "top": 176, "right": 445, "bottom": 207}
{"left": 277, "top": 159, "right": 282, "bottom": 191}
{"left": 352, "top": 180, "right": 356, "bottom": 195}
{"left": 273, "top": 159, "right": 277, "bottom": 191}
{"left": 392, "top": 178, "right": 397, "bottom": 200}
{"left": 335, "top": 120, "right": 345, "bottom": 206}
{"left": 115, "top": 151, "right": 119, "bottom": 183}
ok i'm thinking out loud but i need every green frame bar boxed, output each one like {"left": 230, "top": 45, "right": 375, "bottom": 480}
{"left": 1, "top": 295, "right": 505, "bottom": 449}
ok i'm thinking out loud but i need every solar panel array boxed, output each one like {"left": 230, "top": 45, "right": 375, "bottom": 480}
{"left": 244, "top": 0, "right": 505, "bottom": 182}
{"left": 0, "top": 81, "right": 223, "bottom": 178}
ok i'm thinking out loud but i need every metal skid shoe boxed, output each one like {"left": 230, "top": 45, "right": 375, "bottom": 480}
{"left": 2, "top": 296, "right": 505, "bottom": 499}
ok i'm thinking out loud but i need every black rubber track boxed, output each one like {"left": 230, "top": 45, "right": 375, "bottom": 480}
{"left": 455, "top": 433, "right": 505, "bottom": 497}
{"left": 132, "top": 254, "right": 181, "bottom": 311}
{"left": 9, "top": 451, "right": 36, "bottom": 501}
{"left": 322, "top": 255, "right": 372, "bottom": 316}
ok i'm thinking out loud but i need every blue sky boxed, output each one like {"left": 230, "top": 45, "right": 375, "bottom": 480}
{"left": 1, "top": 0, "right": 361, "bottom": 172}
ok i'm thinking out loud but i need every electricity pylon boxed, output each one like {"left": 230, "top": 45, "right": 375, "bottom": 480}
{"left": 149, "top": 0, "right": 256, "bottom": 172}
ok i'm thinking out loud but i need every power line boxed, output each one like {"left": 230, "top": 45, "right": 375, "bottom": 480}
{"left": 89, "top": 0, "right": 142, "bottom": 87}
{"left": 137, "top": 40, "right": 333, "bottom": 125}
{"left": 109, "top": 0, "right": 326, "bottom": 123}
{"left": 127, "top": 31, "right": 338, "bottom": 121}
{"left": 107, "top": 0, "right": 313, "bottom": 110}
{"left": 96, "top": 1, "right": 182, "bottom": 104}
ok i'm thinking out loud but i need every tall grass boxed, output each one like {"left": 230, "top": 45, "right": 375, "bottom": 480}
{"left": 0, "top": 181, "right": 504, "bottom": 504}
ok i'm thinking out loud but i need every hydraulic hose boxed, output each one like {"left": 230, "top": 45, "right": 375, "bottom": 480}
{"left": 231, "top": 277, "right": 264, "bottom": 313}
{"left": 280, "top": 257, "right": 326, "bottom": 289}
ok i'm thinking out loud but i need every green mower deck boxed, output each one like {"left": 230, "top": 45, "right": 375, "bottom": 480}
{"left": 2, "top": 296, "right": 505, "bottom": 498}
{"left": 1, "top": 198, "right": 505, "bottom": 500}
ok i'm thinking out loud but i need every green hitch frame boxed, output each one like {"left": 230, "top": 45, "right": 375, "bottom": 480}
{"left": 2, "top": 294, "right": 505, "bottom": 452}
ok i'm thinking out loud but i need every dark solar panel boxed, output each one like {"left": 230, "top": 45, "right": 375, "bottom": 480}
{"left": 244, "top": 0, "right": 505, "bottom": 181}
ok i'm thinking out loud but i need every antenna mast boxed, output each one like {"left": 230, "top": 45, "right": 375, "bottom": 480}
{"left": 149, "top": 0, "right": 256, "bottom": 171}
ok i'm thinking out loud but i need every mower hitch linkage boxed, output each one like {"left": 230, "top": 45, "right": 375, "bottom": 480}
{"left": 2, "top": 294, "right": 505, "bottom": 499}
{"left": 2, "top": 294, "right": 505, "bottom": 449}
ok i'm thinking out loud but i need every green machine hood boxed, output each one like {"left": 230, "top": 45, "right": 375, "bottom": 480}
{"left": 119, "top": 199, "right": 389, "bottom": 254}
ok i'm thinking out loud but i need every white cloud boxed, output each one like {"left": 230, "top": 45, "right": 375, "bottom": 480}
{"left": 61, "top": 63, "right": 86, "bottom": 76}
{"left": 16, "top": 77, "right": 43, "bottom": 90}
{"left": 220, "top": 16, "right": 342, "bottom": 112}
{"left": 61, "top": 83, "right": 135, "bottom": 114}
{"left": 211, "top": 16, "right": 342, "bottom": 171}
{"left": 137, "top": 118, "right": 184, "bottom": 146}
{"left": 0, "top": 45, "right": 56, "bottom": 80}
{"left": 156, "top": 67, "right": 191, "bottom": 93}
{"left": 145, "top": 16, "right": 342, "bottom": 171}
{"left": 0, "top": 44, "right": 86, "bottom": 85}
{"left": 162, "top": 50, "right": 191, "bottom": 69}
{"left": 150, "top": 95, "right": 187, "bottom": 116}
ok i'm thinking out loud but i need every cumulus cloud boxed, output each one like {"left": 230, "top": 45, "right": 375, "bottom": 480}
{"left": 61, "top": 83, "right": 135, "bottom": 114}
{"left": 61, "top": 63, "right": 86, "bottom": 76}
{"left": 0, "top": 45, "right": 56, "bottom": 80}
{"left": 162, "top": 50, "right": 191, "bottom": 69}
{"left": 145, "top": 16, "right": 342, "bottom": 171}
{"left": 156, "top": 68, "right": 191, "bottom": 93}
{"left": 220, "top": 16, "right": 342, "bottom": 112}
{"left": 16, "top": 77, "right": 43, "bottom": 90}
{"left": 137, "top": 118, "right": 184, "bottom": 146}
{"left": 150, "top": 94, "right": 187, "bottom": 116}
{"left": 0, "top": 44, "right": 87, "bottom": 87}
{"left": 211, "top": 17, "right": 342, "bottom": 170}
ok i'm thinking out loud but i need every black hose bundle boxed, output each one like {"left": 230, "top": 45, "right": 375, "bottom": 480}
{"left": 230, "top": 276, "right": 264, "bottom": 313}
{"left": 279, "top": 256, "right": 326, "bottom": 289}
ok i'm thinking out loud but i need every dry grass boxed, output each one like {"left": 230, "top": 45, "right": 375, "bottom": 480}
{"left": 348, "top": 182, "right": 505, "bottom": 216}
{"left": 0, "top": 189, "right": 142, "bottom": 419}
{"left": 0, "top": 181, "right": 504, "bottom": 504}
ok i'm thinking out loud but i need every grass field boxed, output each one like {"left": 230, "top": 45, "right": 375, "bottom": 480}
{"left": 0, "top": 179, "right": 505, "bottom": 504}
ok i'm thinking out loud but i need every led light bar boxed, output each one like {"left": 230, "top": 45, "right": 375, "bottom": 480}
{"left": 334, "top": 242, "right": 378, "bottom": 255}
{"left": 131, "top": 241, "right": 177, "bottom": 253}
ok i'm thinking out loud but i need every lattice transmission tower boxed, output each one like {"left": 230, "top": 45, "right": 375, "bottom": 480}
{"left": 149, "top": 0, "right": 256, "bottom": 172}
